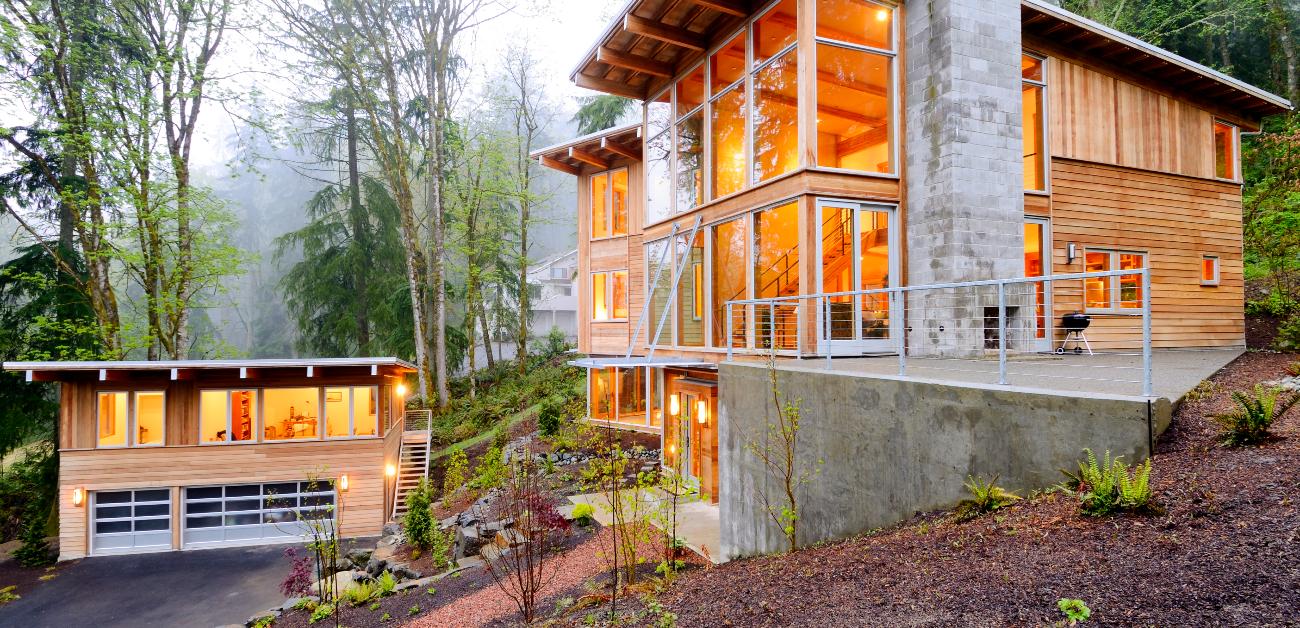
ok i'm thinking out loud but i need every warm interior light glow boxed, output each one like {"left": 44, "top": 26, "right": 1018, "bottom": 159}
{"left": 669, "top": 393, "right": 681, "bottom": 416}
{"left": 669, "top": 444, "right": 677, "bottom": 454}
{"left": 696, "top": 399, "right": 708, "bottom": 425}
{"left": 396, "top": 383, "right": 408, "bottom": 397}
{"left": 72, "top": 487, "right": 85, "bottom": 507}
{"left": 876, "top": 8, "right": 889, "bottom": 21}
{"left": 385, "top": 463, "right": 397, "bottom": 478}
{"left": 339, "top": 474, "right": 350, "bottom": 492}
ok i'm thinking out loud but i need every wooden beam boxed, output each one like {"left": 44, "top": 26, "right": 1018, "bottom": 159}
{"left": 685, "top": 0, "right": 746, "bottom": 17}
{"left": 574, "top": 73, "right": 646, "bottom": 100}
{"left": 624, "top": 14, "right": 707, "bottom": 52}
{"left": 601, "top": 138, "right": 642, "bottom": 161}
{"left": 539, "top": 155, "right": 580, "bottom": 175}
{"left": 569, "top": 147, "right": 610, "bottom": 169}
{"left": 169, "top": 368, "right": 194, "bottom": 381}
{"left": 597, "top": 47, "right": 674, "bottom": 78}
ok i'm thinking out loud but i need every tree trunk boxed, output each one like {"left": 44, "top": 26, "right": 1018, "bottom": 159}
{"left": 1271, "top": 0, "right": 1299, "bottom": 103}
{"left": 427, "top": 32, "right": 450, "bottom": 410}
{"left": 345, "top": 92, "right": 372, "bottom": 354}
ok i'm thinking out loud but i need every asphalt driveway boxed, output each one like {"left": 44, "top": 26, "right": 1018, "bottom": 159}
{"left": 0, "top": 544, "right": 290, "bottom": 628}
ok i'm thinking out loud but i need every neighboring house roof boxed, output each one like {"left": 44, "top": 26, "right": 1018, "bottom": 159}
{"left": 528, "top": 249, "right": 579, "bottom": 276}
{"left": 4, "top": 357, "right": 417, "bottom": 381}
{"left": 569, "top": 0, "right": 1290, "bottom": 119}
{"left": 531, "top": 123, "right": 643, "bottom": 175}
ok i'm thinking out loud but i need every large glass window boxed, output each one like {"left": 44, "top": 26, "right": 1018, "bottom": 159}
{"left": 711, "top": 218, "right": 748, "bottom": 348}
{"left": 97, "top": 392, "right": 128, "bottom": 448}
{"left": 646, "top": 91, "right": 673, "bottom": 225}
{"left": 754, "top": 0, "right": 797, "bottom": 64}
{"left": 325, "top": 386, "right": 378, "bottom": 438}
{"left": 676, "top": 232, "right": 705, "bottom": 346}
{"left": 676, "top": 111, "right": 704, "bottom": 211}
{"left": 135, "top": 391, "right": 165, "bottom": 446}
{"left": 646, "top": 239, "right": 674, "bottom": 343}
{"left": 588, "top": 366, "right": 652, "bottom": 427}
{"left": 1085, "top": 250, "right": 1146, "bottom": 312}
{"left": 711, "top": 83, "right": 747, "bottom": 199}
{"left": 617, "top": 367, "right": 646, "bottom": 419}
{"left": 590, "top": 169, "right": 628, "bottom": 239}
{"left": 814, "top": 1, "right": 895, "bottom": 174}
{"left": 1214, "top": 120, "right": 1238, "bottom": 180}
{"left": 263, "top": 388, "right": 320, "bottom": 440}
{"left": 753, "top": 49, "right": 799, "bottom": 183}
{"left": 200, "top": 390, "right": 257, "bottom": 444}
{"left": 592, "top": 270, "right": 629, "bottom": 321}
{"left": 754, "top": 201, "right": 800, "bottom": 348}
{"left": 711, "top": 32, "right": 746, "bottom": 92}
{"left": 1023, "top": 54, "right": 1047, "bottom": 191}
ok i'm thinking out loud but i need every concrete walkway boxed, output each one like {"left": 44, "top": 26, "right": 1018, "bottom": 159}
{"left": 567, "top": 490, "right": 723, "bottom": 564}
{"left": 752, "top": 348, "right": 1242, "bottom": 401}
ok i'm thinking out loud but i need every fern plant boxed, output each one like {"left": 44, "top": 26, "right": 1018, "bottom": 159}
{"left": 1212, "top": 384, "right": 1298, "bottom": 447}
{"left": 1068, "top": 449, "right": 1155, "bottom": 516}
{"left": 952, "top": 474, "right": 1021, "bottom": 522}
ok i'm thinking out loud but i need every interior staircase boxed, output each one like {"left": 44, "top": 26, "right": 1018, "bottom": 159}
{"left": 391, "top": 411, "right": 433, "bottom": 520}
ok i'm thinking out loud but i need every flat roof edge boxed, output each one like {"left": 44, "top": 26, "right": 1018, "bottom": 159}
{"left": 3, "top": 357, "right": 418, "bottom": 372}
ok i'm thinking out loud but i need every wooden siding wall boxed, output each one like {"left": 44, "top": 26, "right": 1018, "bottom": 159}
{"left": 58, "top": 439, "right": 386, "bottom": 559}
{"left": 1049, "top": 159, "right": 1244, "bottom": 347}
{"left": 579, "top": 159, "right": 644, "bottom": 356}
{"left": 1046, "top": 56, "right": 1221, "bottom": 180}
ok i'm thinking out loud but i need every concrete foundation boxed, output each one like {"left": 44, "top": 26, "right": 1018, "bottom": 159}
{"left": 718, "top": 362, "right": 1170, "bottom": 558}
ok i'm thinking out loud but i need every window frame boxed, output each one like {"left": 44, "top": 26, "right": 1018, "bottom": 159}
{"left": 591, "top": 270, "right": 630, "bottom": 322}
{"left": 95, "top": 391, "right": 131, "bottom": 449}
{"left": 198, "top": 389, "right": 261, "bottom": 445}
{"left": 1083, "top": 248, "right": 1147, "bottom": 314}
{"left": 809, "top": 1, "right": 900, "bottom": 176}
{"left": 323, "top": 385, "right": 380, "bottom": 439}
{"left": 1201, "top": 255, "right": 1221, "bottom": 287}
{"left": 589, "top": 167, "right": 629, "bottom": 241}
{"left": 1213, "top": 119, "right": 1240, "bottom": 182}
{"left": 133, "top": 390, "right": 166, "bottom": 448}
{"left": 1021, "top": 50, "right": 1049, "bottom": 194}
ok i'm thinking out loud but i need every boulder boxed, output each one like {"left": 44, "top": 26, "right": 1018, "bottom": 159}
{"left": 245, "top": 609, "right": 281, "bottom": 626}
{"left": 365, "top": 557, "right": 389, "bottom": 577}
{"left": 382, "top": 522, "right": 402, "bottom": 536}
{"left": 439, "top": 515, "right": 459, "bottom": 530}
{"left": 494, "top": 528, "right": 526, "bottom": 549}
{"left": 456, "top": 525, "right": 485, "bottom": 558}
{"left": 311, "top": 570, "right": 365, "bottom": 595}
{"left": 372, "top": 544, "right": 397, "bottom": 561}
{"left": 456, "top": 555, "right": 486, "bottom": 570}
{"left": 346, "top": 548, "right": 372, "bottom": 565}
{"left": 280, "top": 596, "right": 319, "bottom": 612}
{"left": 390, "top": 562, "right": 422, "bottom": 581}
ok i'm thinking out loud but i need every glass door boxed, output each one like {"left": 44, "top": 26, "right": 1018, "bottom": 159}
{"left": 1024, "top": 216, "right": 1052, "bottom": 352}
{"left": 679, "top": 393, "right": 696, "bottom": 482}
{"left": 816, "top": 200, "right": 898, "bottom": 354}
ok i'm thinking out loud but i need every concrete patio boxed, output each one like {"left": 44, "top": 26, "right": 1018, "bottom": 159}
{"left": 567, "top": 489, "right": 723, "bottom": 564}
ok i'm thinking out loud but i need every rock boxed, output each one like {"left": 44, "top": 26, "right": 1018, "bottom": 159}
{"left": 311, "top": 570, "right": 365, "bottom": 595}
{"left": 280, "top": 596, "right": 319, "bottom": 612}
{"left": 390, "top": 562, "right": 422, "bottom": 581}
{"left": 365, "top": 557, "right": 389, "bottom": 577}
{"left": 346, "top": 548, "right": 372, "bottom": 565}
{"left": 245, "top": 609, "right": 281, "bottom": 626}
{"left": 456, "top": 555, "right": 486, "bottom": 570}
{"left": 372, "top": 544, "right": 397, "bottom": 561}
{"left": 439, "top": 515, "right": 459, "bottom": 530}
{"left": 494, "top": 528, "right": 526, "bottom": 549}
{"left": 329, "top": 556, "right": 353, "bottom": 573}
{"left": 480, "top": 519, "right": 505, "bottom": 534}
{"left": 394, "top": 579, "right": 421, "bottom": 592}
{"left": 456, "top": 525, "right": 485, "bottom": 557}
{"left": 480, "top": 543, "right": 504, "bottom": 563}
{"left": 382, "top": 522, "right": 402, "bottom": 536}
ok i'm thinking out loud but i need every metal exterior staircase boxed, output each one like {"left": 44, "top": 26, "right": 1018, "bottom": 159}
{"left": 391, "top": 410, "right": 433, "bottom": 520}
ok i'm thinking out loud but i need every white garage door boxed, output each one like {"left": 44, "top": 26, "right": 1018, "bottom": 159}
{"left": 182, "top": 481, "right": 336, "bottom": 549}
{"left": 91, "top": 488, "right": 172, "bottom": 555}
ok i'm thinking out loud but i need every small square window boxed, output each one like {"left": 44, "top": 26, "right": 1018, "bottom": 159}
{"left": 1201, "top": 256, "right": 1220, "bottom": 286}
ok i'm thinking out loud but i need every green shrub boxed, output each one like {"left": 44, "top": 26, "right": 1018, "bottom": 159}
{"left": 1245, "top": 289, "right": 1298, "bottom": 318}
{"left": 469, "top": 446, "right": 505, "bottom": 491}
{"left": 376, "top": 570, "right": 397, "bottom": 596}
{"left": 403, "top": 478, "right": 436, "bottom": 551}
{"left": 309, "top": 603, "right": 334, "bottom": 624}
{"left": 1066, "top": 449, "right": 1155, "bottom": 516}
{"left": 571, "top": 502, "right": 596, "bottom": 527}
{"left": 1058, "top": 598, "right": 1091, "bottom": 624}
{"left": 1213, "top": 384, "right": 1299, "bottom": 446}
{"left": 342, "top": 581, "right": 379, "bottom": 606}
{"left": 442, "top": 448, "right": 468, "bottom": 498}
{"left": 952, "top": 474, "right": 1021, "bottom": 522}
{"left": 1275, "top": 314, "right": 1300, "bottom": 351}
{"left": 537, "top": 398, "right": 563, "bottom": 437}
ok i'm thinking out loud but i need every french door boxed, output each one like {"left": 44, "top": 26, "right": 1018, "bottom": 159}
{"left": 815, "top": 200, "right": 899, "bottom": 355}
{"left": 1024, "top": 216, "right": 1052, "bottom": 352}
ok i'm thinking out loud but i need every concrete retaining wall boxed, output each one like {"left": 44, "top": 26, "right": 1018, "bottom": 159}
{"left": 719, "top": 362, "right": 1170, "bottom": 558}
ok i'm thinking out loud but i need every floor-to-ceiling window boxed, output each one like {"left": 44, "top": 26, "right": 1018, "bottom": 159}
{"left": 1022, "top": 53, "right": 1047, "bottom": 191}
{"left": 677, "top": 64, "right": 706, "bottom": 213}
{"left": 646, "top": 91, "right": 673, "bottom": 225}
{"left": 814, "top": 0, "right": 895, "bottom": 173}
{"left": 752, "top": 0, "right": 799, "bottom": 183}
{"left": 710, "top": 33, "right": 747, "bottom": 200}
{"left": 754, "top": 201, "right": 800, "bottom": 348}
{"left": 710, "top": 217, "right": 749, "bottom": 348}
{"left": 676, "top": 232, "right": 706, "bottom": 346}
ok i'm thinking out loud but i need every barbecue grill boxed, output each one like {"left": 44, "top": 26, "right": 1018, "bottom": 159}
{"left": 1056, "top": 312, "right": 1093, "bottom": 355}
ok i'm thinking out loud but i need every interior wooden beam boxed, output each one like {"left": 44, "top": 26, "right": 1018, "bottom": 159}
{"left": 685, "top": 0, "right": 747, "bottom": 17}
{"left": 574, "top": 73, "right": 646, "bottom": 100}
{"left": 569, "top": 147, "right": 611, "bottom": 169}
{"left": 597, "top": 46, "right": 674, "bottom": 78}
{"left": 538, "top": 155, "right": 581, "bottom": 175}
{"left": 601, "top": 138, "right": 642, "bottom": 161}
{"left": 624, "top": 14, "right": 707, "bottom": 52}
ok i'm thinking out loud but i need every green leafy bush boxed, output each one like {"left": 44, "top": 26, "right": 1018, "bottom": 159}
{"left": 469, "top": 446, "right": 505, "bottom": 491}
{"left": 537, "top": 398, "right": 563, "bottom": 437}
{"left": 952, "top": 474, "right": 1021, "bottom": 522}
{"left": 376, "top": 570, "right": 397, "bottom": 596}
{"left": 342, "top": 580, "right": 378, "bottom": 606}
{"left": 1058, "top": 598, "right": 1091, "bottom": 624}
{"left": 1213, "top": 384, "right": 1299, "bottom": 446}
{"left": 1066, "top": 449, "right": 1155, "bottom": 516}
{"left": 403, "top": 478, "right": 436, "bottom": 551}
{"left": 1245, "top": 289, "right": 1297, "bottom": 318}
{"left": 442, "top": 448, "right": 468, "bottom": 498}
{"left": 1274, "top": 314, "right": 1300, "bottom": 351}
{"left": 571, "top": 502, "right": 596, "bottom": 527}
{"left": 308, "top": 602, "right": 334, "bottom": 624}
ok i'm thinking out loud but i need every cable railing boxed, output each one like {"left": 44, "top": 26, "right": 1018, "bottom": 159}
{"left": 724, "top": 268, "right": 1154, "bottom": 397}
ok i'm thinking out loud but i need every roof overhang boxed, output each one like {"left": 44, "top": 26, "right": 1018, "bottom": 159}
{"left": 1023, "top": 0, "right": 1291, "bottom": 119}
{"left": 569, "top": 356, "right": 716, "bottom": 369}
{"left": 570, "top": 0, "right": 754, "bottom": 101}
{"left": 531, "top": 123, "right": 643, "bottom": 175}
{"left": 4, "top": 357, "right": 417, "bottom": 383}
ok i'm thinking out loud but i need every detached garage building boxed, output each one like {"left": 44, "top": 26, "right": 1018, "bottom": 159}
{"left": 4, "top": 358, "right": 413, "bottom": 559}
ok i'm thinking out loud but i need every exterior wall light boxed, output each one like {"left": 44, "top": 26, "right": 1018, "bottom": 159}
{"left": 385, "top": 463, "right": 397, "bottom": 478}
{"left": 72, "top": 487, "right": 85, "bottom": 507}
{"left": 696, "top": 399, "right": 709, "bottom": 425}
{"left": 1067, "top": 242, "right": 1078, "bottom": 264}
{"left": 338, "top": 474, "right": 350, "bottom": 492}
{"left": 396, "top": 383, "right": 408, "bottom": 397}
{"left": 669, "top": 393, "right": 680, "bottom": 416}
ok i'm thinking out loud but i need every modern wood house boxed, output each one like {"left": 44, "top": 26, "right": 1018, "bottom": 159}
{"left": 2, "top": 359, "right": 414, "bottom": 559}
{"left": 534, "top": 0, "right": 1289, "bottom": 527}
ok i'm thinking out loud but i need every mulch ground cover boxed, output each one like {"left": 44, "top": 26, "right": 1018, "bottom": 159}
{"left": 648, "top": 351, "right": 1300, "bottom": 627}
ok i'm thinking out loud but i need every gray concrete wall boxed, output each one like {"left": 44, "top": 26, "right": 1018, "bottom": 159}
{"left": 903, "top": 0, "right": 1028, "bottom": 357}
{"left": 719, "top": 362, "right": 1166, "bottom": 558}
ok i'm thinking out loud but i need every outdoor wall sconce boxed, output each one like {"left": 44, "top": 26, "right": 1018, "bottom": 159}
{"left": 396, "top": 383, "right": 408, "bottom": 397}
{"left": 385, "top": 463, "right": 397, "bottom": 478}
{"left": 669, "top": 393, "right": 681, "bottom": 416}
{"left": 1067, "top": 242, "right": 1078, "bottom": 264}
{"left": 696, "top": 399, "right": 709, "bottom": 425}
{"left": 72, "top": 487, "right": 85, "bottom": 507}
{"left": 338, "top": 474, "right": 350, "bottom": 492}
